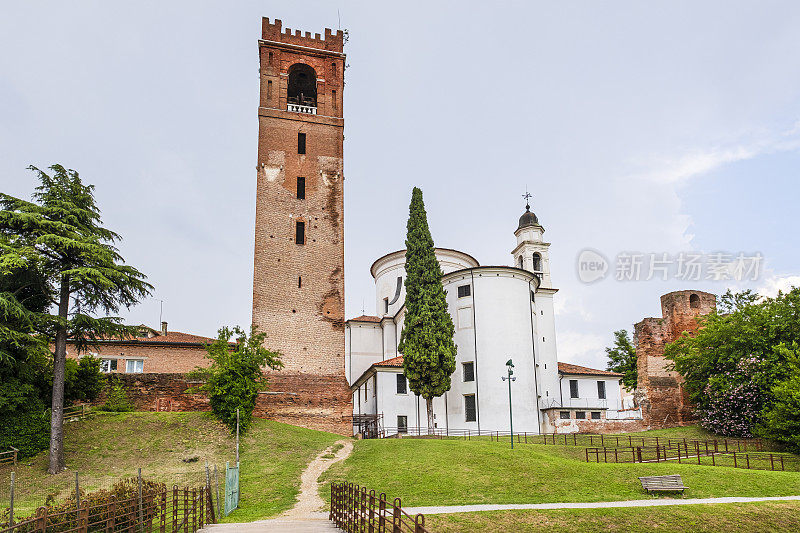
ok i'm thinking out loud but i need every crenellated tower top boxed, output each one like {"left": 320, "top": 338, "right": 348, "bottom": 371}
{"left": 261, "top": 18, "right": 345, "bottom": 54}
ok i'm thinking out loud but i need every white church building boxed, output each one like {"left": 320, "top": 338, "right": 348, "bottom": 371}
{"left": 345, "top": 202, "right": 639, "bottom": 437}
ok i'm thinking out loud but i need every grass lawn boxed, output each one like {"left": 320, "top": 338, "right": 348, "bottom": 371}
{"left": 225, "top": 419, "right": 343, "bottom": 522}
{"left": 427, "top": 501, "right": 800, "bottom": 532}
{"left": 322, "top": 438, "right": 800, "bottom": 507}
{"left": 0, "top": 412, "right": 344, "bottom": 522}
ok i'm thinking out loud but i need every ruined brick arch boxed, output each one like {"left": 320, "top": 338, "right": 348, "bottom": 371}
{"left": 287, "top": 63, "right": 317, "bottom": 106}
{"left": 689, "top": 293, "right": 700, "bottom": 308}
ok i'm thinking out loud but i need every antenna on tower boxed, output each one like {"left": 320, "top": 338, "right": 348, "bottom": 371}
{"left": 361, "top": 298, "right": 365, "bottom": 315}
{"left": 338, "top": 9, "right": 341, "bottom": 30}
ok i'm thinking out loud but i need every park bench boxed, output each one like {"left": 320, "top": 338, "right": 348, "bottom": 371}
{"left": 638, "top": 474, "right": 688, "bottom": 493}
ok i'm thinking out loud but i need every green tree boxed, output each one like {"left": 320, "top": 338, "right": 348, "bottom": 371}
{"left": 0, "top": 164, "right": 152, "bottom": 473}
{"left": 605, "top": 329, "right": 638, "bottom": 390}
{"left": 665, "top": 288, "right": 800, "bottom": 437}
{"left": 397, "top": 187, "right": 457, "bottom": 434}
{"left": 189, "top": 326, "right": 282, "bottom": 433}
{"left": 760, "top": 371, "right": 800, "bottom": 453}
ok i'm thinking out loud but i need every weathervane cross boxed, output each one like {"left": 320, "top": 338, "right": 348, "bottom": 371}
{"left": 522, "top": 191, "right": 532, "bottom": 209}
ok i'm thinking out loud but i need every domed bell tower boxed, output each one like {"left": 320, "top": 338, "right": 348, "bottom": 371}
{"left": 511, "top": 196, "right": 552, "bottom": 288}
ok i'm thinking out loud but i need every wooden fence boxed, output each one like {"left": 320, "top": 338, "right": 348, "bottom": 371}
{"left": 0, "top": 485, "right": 214, "bottom": 533}
{"left": 584, "top": 445, "right": 800, "bottom": 472}
{"left": 0, "top": 449, "right": 18, "bottom": 468}
{"left": 330, "top": 482, "right": 431, "bottom": 533}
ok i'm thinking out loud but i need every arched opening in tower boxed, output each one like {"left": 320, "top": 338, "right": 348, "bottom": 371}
{"left": 689, "top": 293, "right": 700, "bottom": 309}
{"left": 532, "top": 252, "right": 542, "bottom": 273}
{"left": 287, "top": 63, "right": 317, "bottom": 107}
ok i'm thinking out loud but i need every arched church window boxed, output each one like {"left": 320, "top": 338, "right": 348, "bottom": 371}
{"left": 287, "top": 63, "right": 317, "bottom": 107}
{"left": 532, "top": 252, "right": 542, "bottom": 272}
{"left": 690, "top": 293, "right": 700, "bottom": 309}
{"left": 517, "top": 256, "right": 523, "bottom": 268}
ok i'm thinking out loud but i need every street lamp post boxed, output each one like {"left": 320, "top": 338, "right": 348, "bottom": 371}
{"left": 501, "top": 359, "right": 516, "bottom": 449}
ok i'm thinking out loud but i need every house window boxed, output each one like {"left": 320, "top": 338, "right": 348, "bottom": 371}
{"left": 559, "top": 411, "right": 570, "bottom": 420}
{"left": 332, "top": 89, "right": 337, "bottom": 110}
{"left": 591, "top": 411, "right": 601, "bottom": 420}
{"left": 397, "top": 415, "right": 408, "bottom": 433}
{"left": 457, "top": 284, "right": 471, "bottom": 298}
{"left": 576, "top": 411, "right": 586, "bottom": 419}
{"left": 597, "top": 381, "right": 606, "bottom": 400}
{"left": 125, "top": 359, "right": 143, "bottom": 374}
{"left": 462, "top": 362, "right": 475, "bottom": 382}
{"left": 295, "top": 221, "right": 305, "bottom": 245}
{"left": 383, "top": 297, "right": 389, "bottom": 314}
{"left": 396, "top": 373, "right": 407, "bottom": 394}
{"left": 569, "top": 379, "right": 579, "bottom": 399}
{"left": 298, "top": 132, "right": 306, "bottom": 154}
{"left": 297, "top": 177, "right": 305, "bottom": 199}
{"left": 464, "top": 394, "right": 477, "bottom": 422}
{"left": 100, "top": 359, "right": 117, "bottom": 373}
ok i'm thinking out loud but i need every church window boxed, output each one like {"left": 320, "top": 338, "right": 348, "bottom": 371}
{"left": 397, "top": 415, "right": 408, "bottom": 433}
{"left": 464, "top": 394, "right": 477, "bottom": 422}
{"left": 532, "top": 253, "right": 542, "bottom": 272}
{"left": 297, "top": 177, "right": 306, "bottom": 199}
{"left": 396, "top": 373, "right": 407, "bottom": 394}
{"left": 287, "top": 63, "right": 317, "bottom": 107}
{"left": 560, "top": 411, "right": 570, "bottom": 420}
{"left": 575, "top": 411, "right": 586, "bottom": 419}
{"left": 457, "top": 284, "right": 471, "bottom": 298}
{"left": 295, "top": 221, "right": 305, "bottom": 245}
{"left": 569, "top": 379, "right": 579, "bottom": 398}
{"left": 597, "top": 381, "right": 606, "bottom": 399}
{"left": 298, "top": 132, "right": 306, "bottom": 154}
{"left": 463, "top": 362, "right": 475, "bottom": 382}
{"left": 690, "top": 293, "right": 700, "bottom": 309}
{"left": 332, "top": 89, "right": 337, "bottom": 110}
{"left": 517, "top": 256, "right": 523, "bottom": 268}
{"left": 591, "top": 411, "right": 601, "bottom": 420}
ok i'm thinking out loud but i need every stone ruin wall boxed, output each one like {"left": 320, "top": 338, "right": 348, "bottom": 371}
{"left": 634, "top": 290, "right": 716, "bottom": 429}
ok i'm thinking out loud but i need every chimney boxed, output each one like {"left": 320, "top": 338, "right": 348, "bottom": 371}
{"left": 161, "top": 321, "right": 168, "bottom": 336}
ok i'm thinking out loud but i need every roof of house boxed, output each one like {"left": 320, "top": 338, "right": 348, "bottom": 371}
{"left": 558, "top": 362, "right": 623, "bottom": 377}
{"left": 373, "top": 355, "right": 404, "bottom": 368}
{"left": 348, "top": 315, "right": 383, "bottom": 323}
{"left": 69, "top": 330, "right": 219, "bottom": 347}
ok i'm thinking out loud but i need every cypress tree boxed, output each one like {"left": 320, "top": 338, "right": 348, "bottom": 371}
{"left": 397, "top": 187, "right": 456, "bottom": 434}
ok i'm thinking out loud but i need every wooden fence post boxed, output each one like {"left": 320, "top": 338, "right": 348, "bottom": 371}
{"left": 379, "top": 493, "right": 387, "bottom": 531}
{"left": 172, "top": 486, "right": 178, "bottom": 533}
{"left": 160, "top": 491, "right": 166, "bottom": 533}
{"left": 415, "top": 514, "right": 425, "bottom": 533}
{"left": 368, "top": 489, "right": 376, "bottom": 533}
{"left": 183, "top": 488, "right": 188, "bottom": 533}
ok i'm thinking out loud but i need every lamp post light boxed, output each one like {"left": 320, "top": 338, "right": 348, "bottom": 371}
{"left": 501, "top": 359, "right": 516, "bottom": 449}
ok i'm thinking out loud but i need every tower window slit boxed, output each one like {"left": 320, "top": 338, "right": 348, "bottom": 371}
{"left": 298, "top": 132, "right": 306, "bottom": 154}
{"left": 267, "top": 80, "right": 273, "bottom": 101}
{"left": 297, "top": 177, "right": 306, "bottom": 199}
{"left": 298, "top": 276, "right": 302, "bottom": 288}
{"left": 332, "top": 89, "right": 337, "bottom": 110}
{"left": 295, "top": 221, "right": 305, "bottom": 245}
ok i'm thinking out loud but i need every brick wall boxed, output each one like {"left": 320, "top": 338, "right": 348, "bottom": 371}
{"left": 543, "top": 409, "right": 646, "bottom": 434}
{"left": 93, "top": 372, "right": 351, "bottom": 434}
{"left": 634, "top": 290, "right": 716, "bottom": 429}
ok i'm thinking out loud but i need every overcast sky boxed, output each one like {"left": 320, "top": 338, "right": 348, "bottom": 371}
{"left": 2, "top": 1, "right": 799, "bottom": 370}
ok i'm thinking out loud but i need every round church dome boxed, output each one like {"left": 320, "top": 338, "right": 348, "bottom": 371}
{"left": 517, "top": 205, "right": 539, "bottom": 230}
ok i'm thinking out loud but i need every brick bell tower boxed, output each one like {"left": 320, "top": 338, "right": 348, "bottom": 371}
{"left": 252, "top": 18, "right": 351, "bottom": 433}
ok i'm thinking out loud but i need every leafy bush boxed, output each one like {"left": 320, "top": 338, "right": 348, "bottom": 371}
{"left": 759, "top": 369, "right": 800, "bottom": 453}
{"left": 99, "top": 376, "right": 134, "bottom": 412}
{"left": 0, "top": 398, "right": 49, "bottom": 457}
{"left": 188, "top": 325, "right": 282, "bottom": 433}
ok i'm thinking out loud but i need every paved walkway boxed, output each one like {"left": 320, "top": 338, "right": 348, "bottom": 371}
{"left": 404, "top": 495, "right": 800, "bottom": 515}
{"left": 201, "top": 440, "right": 352, "bottom": 532}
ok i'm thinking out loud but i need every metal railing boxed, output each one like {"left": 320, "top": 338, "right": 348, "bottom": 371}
{"left": 330, "top": 482, "right": 431, "bottom": 532}
{"left": 584, "top": 444, "right": 799, "bottom": 472}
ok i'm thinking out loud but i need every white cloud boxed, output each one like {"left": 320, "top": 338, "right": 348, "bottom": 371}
{"left": 757, "top": 275, "right": 800, "bottom": 297}
{"left": 557, "top": 331, "right": 606, "bottom": 367}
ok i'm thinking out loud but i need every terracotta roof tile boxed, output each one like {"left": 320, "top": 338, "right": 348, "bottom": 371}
{"left": 558, "top": 362, "right": 623, "bottom": 377}
{"left": 373, "top": 355, "right": 404, "bottom": 368}
{"left": 348, "top": 315, "right": 383, "bottom": 323}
